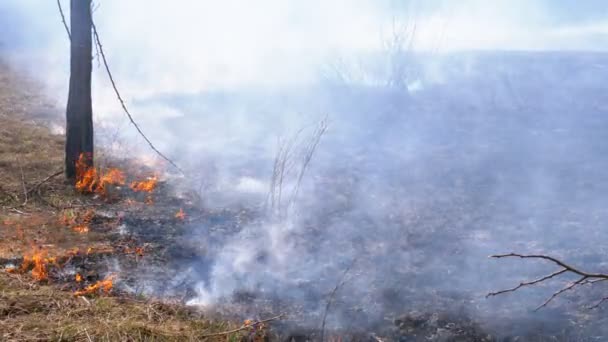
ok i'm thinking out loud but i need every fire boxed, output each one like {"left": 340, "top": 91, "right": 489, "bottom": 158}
{"left": 130, "top": 176, "right": 158, "bottom": 193}
{"left": 31, "top": 250, "right": 49, "bottom": 281}
{"left": 73, "top": 225, "right": 89, "bottom": 233}
{"left": 75, "top": 153, "right": 96, "bottom": 193}
{"left": 74, "top": 153, "right": 126, "bottom": 195}
{"left": 11, "top": 248, "right": 50, "bottom": 281}
{"left": 100, "top": 168, "right": 126, "bottom": 185}
{"left": 74, "top": 274, "right": 115, "bottom": 296}
{"left": 75, "top": 273, "right": 83, "bottom": 282}
{"left": 175, "top": 208, "right": 186, "bottom": 220}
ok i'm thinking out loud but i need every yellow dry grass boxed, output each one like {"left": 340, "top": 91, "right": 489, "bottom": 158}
{"left": 0, "top": 60, "right": 257, "bottom": 341}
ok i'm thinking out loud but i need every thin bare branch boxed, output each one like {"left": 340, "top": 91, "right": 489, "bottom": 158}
{"left": 486, "top": 269, "right": 568, "bottom": 298}
{"left": 199, "top": 314, "right": 284, "bottom": 338}
{"left": 90, "top": 19, "right": 183, "bottom": 174}
{"left": 491, "top": 253, "right": 608, "bottom": 279}
{"left": 489, "top": 253, "right": 608, "bottom": 310}
{"left": 321, "top": 257, "right": 357, "bottom": 342}
{"left": 535, "top": 276, "right": 587, "bottom": 311}
{"left": 56, "top": 0, "right": 71, "bottom": 40}
{"left": 26, "top": 169, "right": 63, "bottom": 197}
{"left": 589, "top": 296, "right": 608, "bottom": 310}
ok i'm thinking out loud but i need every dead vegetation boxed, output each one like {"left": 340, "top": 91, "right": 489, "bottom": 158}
{"left": 0, "top": 273, "right": 263, "bottom": 341}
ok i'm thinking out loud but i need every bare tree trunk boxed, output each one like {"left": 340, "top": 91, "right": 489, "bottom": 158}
{"left": 65, "top": 0, "right": 93, "bottom": 180}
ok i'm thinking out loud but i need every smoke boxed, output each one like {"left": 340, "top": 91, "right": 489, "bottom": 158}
{"left": 3, "top": 0, "right": 608, "bottom": 337}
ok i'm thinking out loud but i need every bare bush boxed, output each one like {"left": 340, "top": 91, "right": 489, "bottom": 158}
{"left": 267, "top": 117, "right": 328, "bottom": 220}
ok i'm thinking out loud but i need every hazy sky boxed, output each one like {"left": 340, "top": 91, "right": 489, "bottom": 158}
{"left": 1, "top": 0, "right": 607, "bottom": 91}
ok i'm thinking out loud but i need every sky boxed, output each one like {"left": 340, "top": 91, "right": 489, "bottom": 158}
{"left": 1, "top": 0, "right": 607, "bottom": 93}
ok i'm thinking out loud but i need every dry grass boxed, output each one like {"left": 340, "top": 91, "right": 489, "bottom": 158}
{"left": 0, "top": 274, "right": 247, "bottom": 341}
{"left": 0, "top": 61, "right": 259, "bottom": 341}
{"left": 0, "top": 60, "right": 67, "bottom": 208}
{"left": 0, "top": 60, "right": 108, "bottom": 260}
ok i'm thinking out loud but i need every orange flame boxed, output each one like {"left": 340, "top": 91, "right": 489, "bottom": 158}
{"left": 75, "top": 153, "right": 95, "bottom": 192}
{"left": 75, "top": 273, "right": 83, "bottom": 282}
{"left": 75, "top": 153, "right": 126, "bottom": 195}
{"left": 175, "top": 208, "right": 186, "bottom": 220}
{"left": 32, "top": 251, "right": 49, "bottom": 281}
{"left": 73, "top": 225, "right": 89, "bottom": 233}
{"left": 74, "top": 274, "right": 115, "bottom": 296}
{"left": 14, "top": 248, "right": 50, "bottom": 281}
{"left": 97, "top": 168, "right": 126, "bottom": 193}
{"left": 130, "top": 176, "right": 158, "bottom": 193}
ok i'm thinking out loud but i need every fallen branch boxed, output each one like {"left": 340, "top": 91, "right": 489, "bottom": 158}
{"left": 26, "top": 169, "right": 63, "bottom": 197}
{"left": 199, "top": 314, "right": 284, "bottom": 338}
{"left": 488, "top": 253, "right": 608, "bottom": 310}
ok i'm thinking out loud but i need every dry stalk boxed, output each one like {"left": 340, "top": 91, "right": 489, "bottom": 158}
{"left": 16, "top": 156, "right": 28, "bottom": 206}
{"left": 320, "top": 257, "right": 357, "bottom": 342}
{"left": 199, "top": 314, "right": 285, "bottom": 338}
{"left": 267, "top": 117, "right": 328, "bottom": 220}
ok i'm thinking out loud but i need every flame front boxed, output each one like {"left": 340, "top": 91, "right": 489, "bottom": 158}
{"left": 11, "top": 248, "right": 50, "bottom": 282}
{"left": 74, "top": 274, "right": 115, "bottom": 296}
{"left": 98, "top": 168, "right": 126, "bottom": 193}
{"left": 75, "top": 153, "right": 126, "bottom": 195}
{"left": 130, "top": 176, "right": 158, "bottom": 193}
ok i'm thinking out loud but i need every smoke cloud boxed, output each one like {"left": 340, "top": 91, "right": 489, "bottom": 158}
{"left": 2, "top": 0, "right": 608, "bottom": 338}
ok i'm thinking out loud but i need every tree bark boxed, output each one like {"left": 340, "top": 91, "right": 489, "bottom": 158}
{"left": 65, "top": 0, "right": 93, "bottom": 180}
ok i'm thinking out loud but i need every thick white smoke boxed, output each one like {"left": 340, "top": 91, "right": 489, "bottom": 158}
{"left": 2, "top": 0, "right": 608, "bottom": 337}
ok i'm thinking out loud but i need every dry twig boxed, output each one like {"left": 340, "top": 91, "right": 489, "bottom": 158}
{"left": 199, "top": 314, "right": 284, "bottom": 338}
{"left": 16, "top": 157, "right": 28, "bottom": 206}
{"left": 488, "top": 253, "right": 608, "bottom": 310}
{"left": 26, "top": 169, "right": 63, "bottom": 197}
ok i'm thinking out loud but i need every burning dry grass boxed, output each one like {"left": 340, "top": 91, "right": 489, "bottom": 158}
{"left": 0, "top": 60, "right": 264, "bottom": 341}
{"left": 0, "top": 273, "right": 250, "bottom": 341}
